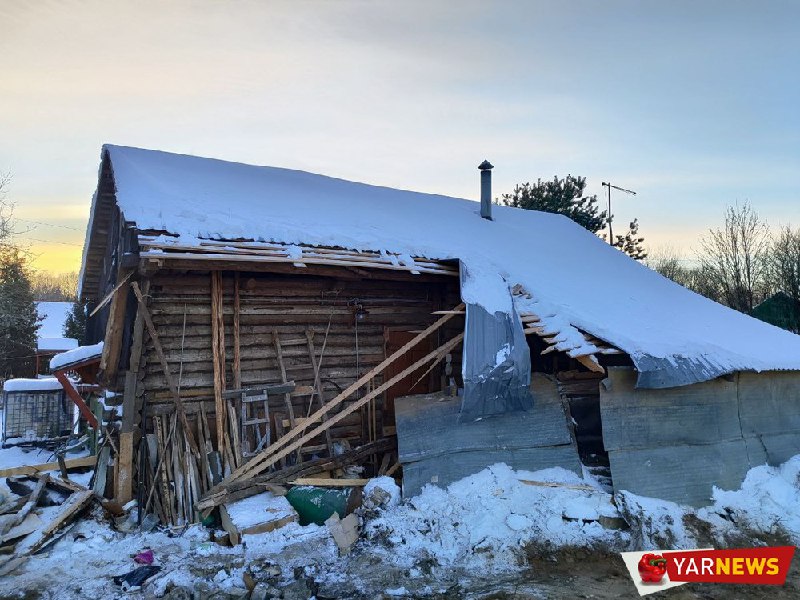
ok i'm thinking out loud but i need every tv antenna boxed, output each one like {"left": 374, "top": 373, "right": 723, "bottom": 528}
{"left": 601, "top": 182, "right": 636, "bottom": 244}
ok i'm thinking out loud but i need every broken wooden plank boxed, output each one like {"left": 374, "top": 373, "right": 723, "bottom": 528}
{"left": 27, "top": 490, "right": 94, "bottom": 554}
{"left": 0, "top": 475, "right": 48, "bottom": 536}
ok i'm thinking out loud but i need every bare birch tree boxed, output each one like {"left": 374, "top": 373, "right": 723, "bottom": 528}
{"left": 699, "top": 202, "right": 771, "bottom": 312}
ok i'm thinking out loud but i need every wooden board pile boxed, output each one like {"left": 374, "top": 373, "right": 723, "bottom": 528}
{"left": 0, "top": 474, "right": 94, "bottom": 576}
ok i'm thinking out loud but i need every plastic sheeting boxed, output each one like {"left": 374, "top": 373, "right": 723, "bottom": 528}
{"left": 460, "top": 299, "right": 534, "bottom": 421}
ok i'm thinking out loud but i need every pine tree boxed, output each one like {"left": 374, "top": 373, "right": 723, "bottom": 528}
{"left": 613, "top": 218, "right": 648, "bottom": 261}
{"left": 0, "top": 246, "right": 41, "bottom": 378}
{"left": 500, "top": 175, "right": 608, "bottom": 234}
{"left": 64, "top": 300, "right": 87, "bottom": 343}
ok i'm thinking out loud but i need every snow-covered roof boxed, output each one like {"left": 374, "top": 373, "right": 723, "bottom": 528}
{"left": 50, "top": 341, "right": 103, "bottom": 372}
{"left": 36, "top": 301, "right": 78, "bottom": 352}
{"left": 3, "top": 378, "right": 64, "bottom": 393}
{"left": 80, "top": 145, "right": 800, "bottom": 387}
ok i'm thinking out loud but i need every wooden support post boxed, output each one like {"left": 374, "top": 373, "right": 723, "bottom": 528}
{"left": 211, "top": 271, "right": 227, "bottom": 456}
{"left": 131, "top": 281, "right": 199, "bottom": 455}
{"left": 233, "top": 272, "right": 241, "bottom": 391}
{"left": 115, "top": 431, "right": 134, "bottom": 504}
{"left": 210, "top": 304, "right": 464, "bottom": 489}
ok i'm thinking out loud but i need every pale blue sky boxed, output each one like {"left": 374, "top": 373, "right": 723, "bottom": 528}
{"left": 1, "top": 0, "right": 798, "bottom": 271}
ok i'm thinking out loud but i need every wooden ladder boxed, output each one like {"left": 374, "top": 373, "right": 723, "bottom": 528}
{"left": 271, "top": 329, "right": 334, "bottom": 460}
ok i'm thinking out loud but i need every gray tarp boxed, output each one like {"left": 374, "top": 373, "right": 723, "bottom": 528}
{"left": 460, "top": 299, "right": 533, "bottom": 421}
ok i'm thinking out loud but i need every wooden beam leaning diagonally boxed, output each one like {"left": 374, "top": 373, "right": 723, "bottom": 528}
{"left": 212, "top": 303, "right": 465, "bottom": 489}
{"left": 131, "top": 281, "right": 200, "bottom": 456}
{"left": 222, "top": 332, "right": 464, "bottom": 483}
{"left": 99, "top": 272, "right": 133, "bottom": 384}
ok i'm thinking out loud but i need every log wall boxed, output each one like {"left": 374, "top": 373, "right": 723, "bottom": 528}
{"left": 133, "top": 269, "right": 462, "bottom": 452}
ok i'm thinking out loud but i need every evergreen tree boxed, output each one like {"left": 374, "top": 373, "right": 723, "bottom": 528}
{"left": 500, "top": 175, "right": 608, "bottom": 234}
{"left": 613, "top": 218, "right": 648, "bottom": 261}
{"left": 0, "top": 246, "right": 41, "bottom": 378}
{"left": 64, "top": 300, "right": 87, "bottom": 343}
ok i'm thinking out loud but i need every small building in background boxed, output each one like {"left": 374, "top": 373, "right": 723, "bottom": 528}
{"left": 35, "top": 301, "right": 78, "bottom": 376}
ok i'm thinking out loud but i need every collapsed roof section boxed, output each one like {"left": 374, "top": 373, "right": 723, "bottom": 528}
{"left": 79, "top": 145, "right": 800, "bottom": 388}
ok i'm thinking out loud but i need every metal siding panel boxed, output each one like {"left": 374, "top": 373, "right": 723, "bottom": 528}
{"left": 600, "top": 367, "right": 741, "bottom": 451}
{"left": 608, "top": 440, "right": 751, "bottom": 507}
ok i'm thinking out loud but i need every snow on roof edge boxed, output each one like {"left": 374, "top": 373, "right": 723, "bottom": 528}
{"left": 50, "top": 341, "right": 104, "bottom": 372}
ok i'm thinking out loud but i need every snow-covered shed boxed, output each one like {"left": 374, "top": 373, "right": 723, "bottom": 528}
{"left": 77, "top": 145, "right": 800, "bottom": 512}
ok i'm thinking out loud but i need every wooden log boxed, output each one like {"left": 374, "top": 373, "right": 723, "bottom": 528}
{"left": 212, "top": 303, "right": 464, "bottom": 488}
{"left": 132, "top": 281, "right": 199, "bottom": 455}
{"left": 211, "top": 271, "right": 227, "bottom": 456}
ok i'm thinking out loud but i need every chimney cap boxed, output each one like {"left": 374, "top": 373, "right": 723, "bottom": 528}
{"left": 478, "top": 160, "right": 494, "bottom": 171}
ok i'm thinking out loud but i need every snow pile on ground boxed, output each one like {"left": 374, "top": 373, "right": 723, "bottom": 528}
{"left": 362, "top": 463, "right": 627, "bottom": 573}
{"left": 708, "top": 455, "right": 800, "bottom": 543}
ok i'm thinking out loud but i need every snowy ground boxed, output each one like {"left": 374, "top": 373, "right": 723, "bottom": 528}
{"left": 1, "top": 443, "right": 799, "bottom": 598}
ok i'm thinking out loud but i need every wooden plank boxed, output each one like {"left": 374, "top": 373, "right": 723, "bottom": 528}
{"left": 89, "top": 270, "right": 134, "bottom": 317}
{"left": 28, "top": 490, "right": 94, "bottom": 554}
{"left": 115, "top": 432, "right": 134, "bottom": 504}
{"left": 0, "top": 475, "right": 48, "bottom": 536}
{"left": 575, "top": 354, "right": 604, "bottom": 373}
{"left": 131, "top": 281, "right": 200, "bottom": 455}
{"left": 0, "top": 455, "right": 96, "bottom": 478}
{"left": 233, "top": 272, "right": 242, "bottom": 390}
{"left": 211, "top": 271, "right": 227, "bottom": 455}
{"left": 213, "top": 303, "right": 464, "bottom": 488}
{"left": 290, "top": 478, "right": 369, "bottom": 487}
{"left": 99, "top": 274, "right": 132, "bottom": 383}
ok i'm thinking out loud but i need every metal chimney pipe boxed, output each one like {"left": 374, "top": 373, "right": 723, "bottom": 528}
{"left": 479, "top": 159, "right": 494, "bottom": 220}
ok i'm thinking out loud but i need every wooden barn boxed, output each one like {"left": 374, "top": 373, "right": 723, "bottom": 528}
{"left": 74, "top": 145, "right": 800, "bottom": 525}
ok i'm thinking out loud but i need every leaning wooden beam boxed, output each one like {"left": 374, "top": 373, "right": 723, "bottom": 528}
{"left": 99, "top": 273, "right": 133, "bottom": 384}
{"left": 53, "top": 371, "right": 99, "bottom": 430}
{"left": 0, "top": 456, "right": 96, "bottom": 479}
{"left": 131, "top": 281, "right": 200, "bottom": 455}
{"left": 88, "top": 270, "right": 134, "bottom": 318}
{"left": 213, "top": 303, "right": 464, "bottom": 487}
{"left": 225, "top": 332, "right": 463, "bottom": 484}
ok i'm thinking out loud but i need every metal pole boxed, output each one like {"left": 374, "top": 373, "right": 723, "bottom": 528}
{"left": 607, "top": 183, "right": 613, "bottom": 243}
